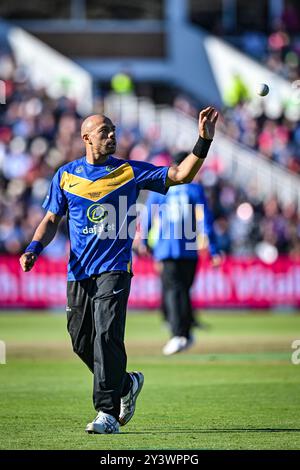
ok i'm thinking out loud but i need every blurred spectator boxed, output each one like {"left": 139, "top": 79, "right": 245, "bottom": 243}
{"left": 111, "top": 70, "right": 134, "bottom": 95}
{"left": 224, "top": 74, "right": 250, "bottom": 108}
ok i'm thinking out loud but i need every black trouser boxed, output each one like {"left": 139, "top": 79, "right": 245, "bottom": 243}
{"left": 66, "top": 271, "right": 132, "bottom": 420}
{"left": 161, "top": 258, "right": 198, "bottom": 339}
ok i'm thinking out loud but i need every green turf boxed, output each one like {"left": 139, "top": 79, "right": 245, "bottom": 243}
{"left": 0, "top": 311, "right": 300, "bottom": 450}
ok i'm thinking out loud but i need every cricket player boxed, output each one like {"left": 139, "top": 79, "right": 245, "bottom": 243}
{"left": 19, "top": 106, "right": 218, "bottom": 434}
{"left": 141, "top": 151, "right": 221, "bottom": 356}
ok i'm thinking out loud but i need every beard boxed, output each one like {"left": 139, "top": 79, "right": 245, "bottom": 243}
{"left": 105, "top": 141, "right": 116, "bottom": 154}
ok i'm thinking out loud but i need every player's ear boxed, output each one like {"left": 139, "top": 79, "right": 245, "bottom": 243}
{"left": 82, "top": 133, "right": 92, "bottom": 145}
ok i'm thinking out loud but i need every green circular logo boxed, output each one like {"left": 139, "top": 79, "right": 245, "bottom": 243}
{"left": 106, "top": 165, "right": 113, "bottom": 172}
{"left": 87, "top": 204, "right": 108, "bottom": 223}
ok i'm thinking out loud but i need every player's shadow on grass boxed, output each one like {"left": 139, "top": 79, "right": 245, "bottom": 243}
{"left": 123, "top": 428, "right": 300, "bottom": 435}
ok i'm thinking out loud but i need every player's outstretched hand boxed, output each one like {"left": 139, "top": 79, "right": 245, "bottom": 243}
{"left": 198, "top": 106, "right": 219, "bottom": 140}
{"left": 19, "top": 252, "right": 38, "bottom": 272}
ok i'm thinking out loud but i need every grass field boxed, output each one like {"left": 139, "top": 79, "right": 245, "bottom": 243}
{"left": 0, "top": 311, "right": 300, "bottom": 450}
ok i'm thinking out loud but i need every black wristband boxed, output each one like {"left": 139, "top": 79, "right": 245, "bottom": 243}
{"left": 192, "top": 136, "right": 213, "bottom": 159}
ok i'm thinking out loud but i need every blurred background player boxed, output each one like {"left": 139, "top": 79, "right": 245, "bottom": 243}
{"left": 141, "top": 151, "right": 222, "bottom": 355}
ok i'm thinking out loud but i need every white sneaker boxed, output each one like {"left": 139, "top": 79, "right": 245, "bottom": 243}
{"left": 85, "top": 411, "right": 119, "bottom": 434}
{"left": 119, "top": 372, "right": 144, "bottom": 426}
{"left": 162, "top": 336, "right": 195, "bottom": 356}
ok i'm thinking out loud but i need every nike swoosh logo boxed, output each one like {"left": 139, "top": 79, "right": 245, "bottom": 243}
{"left": 113, "top": 288, "right": 125, "bottom": 295}
{"left": 69, "top": 183, "right": 80, "bottom": 188}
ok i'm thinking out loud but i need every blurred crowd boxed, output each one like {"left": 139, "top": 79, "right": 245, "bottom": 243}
{"left": 221, "top": 103, "right": 300, "bottom": 174}
{"left": 175, "top": 89, "right": 300, "bottom": 175}
{"left": 241, "top": 25, "right": 300, "bottom": 82}
{"left": 200, "top": 170, "right": 300, "bottom": 258}
{"left": 0, "top": 52, "right": 84, "bottom": 256}
{"left": 179, "top": 37, "right": 300, "bottom": 175}
{"left": 174, "top": 20, "right": 300, "bottom": 175}
{"left": 0, "top": 51, "right": 299, "bottom": 259}
{"left": 226, "top": 16, "right": 300, "bottom": 174}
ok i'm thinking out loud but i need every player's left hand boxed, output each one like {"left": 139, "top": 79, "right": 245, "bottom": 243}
{"left": 19, "top": 252, "right": 38, "bottom": 272}
{"left": 198, "top": 106, "right": 219, "bottom": 140}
